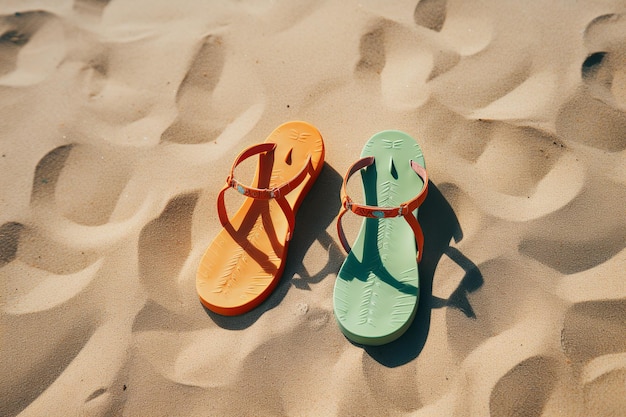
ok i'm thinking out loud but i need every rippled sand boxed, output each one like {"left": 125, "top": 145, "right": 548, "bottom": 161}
{"left": 1, "top": 1, "right": 625, "bottom": 416}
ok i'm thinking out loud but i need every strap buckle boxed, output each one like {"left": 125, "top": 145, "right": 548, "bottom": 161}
{"left": 228, "top": 177, "right": 246, "bottom": 196}
{"left": 269, "top": 187, "right": 280, "bottom": 199}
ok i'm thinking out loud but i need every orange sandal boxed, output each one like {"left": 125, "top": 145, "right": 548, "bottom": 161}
{"left": 197, "top": 121, "right": 325, "bottom": 315}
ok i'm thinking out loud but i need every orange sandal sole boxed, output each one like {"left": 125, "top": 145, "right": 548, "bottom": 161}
{"left": 196, "top": 121, "right": 325, "bottom": 315}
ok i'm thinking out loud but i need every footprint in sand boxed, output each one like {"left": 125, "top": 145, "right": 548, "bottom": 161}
{"left": 355, "top": 26, "right": 386, "bottom": 77}
{"left": 561, "top": 300, "right": 626, "bottom": 365}
{"left": 561, "top": 299, "right": 626, "bottom": 414}
{"left": 557, "top": 84, "right": 626, "bottom": 153}
{"left": 580, "top": 352, "right": 626, "bottom": 415}
{"left": 518, "top": 177, "right": 626, "bottom": 274}
{"left": 440, "top": 117, "right": 585, "bottom": 222}
{"left": 1, "top": 217, "right": 101, "bottom": 316}
{"left": 0, "top": 221, "right": 22, "bottom": 267}
{"left": 444, "top": 256, "right": 555, "bottom": 358}
{"left": 138, "top": 193, "right": 198, "bottom": 310}
{"left": 0, "top": 11, "right": 65, "bottom": 86}
{"left": 0, "top": 309, "right": 97, "bottom": 417}
{"left": 29, "top": 142, "right": 161, "bottom": 253}
{"left": 1, "top": 140, "right": 153, "bottom": 316}
{"left": 53, "top": 143, "right": 134, "bottom": 226}
{"left": 73, "top": 0, "right": 112, "bottom": 17}
{"left": 556, "top": 13, "right": 626, "bottom": 152}
{"left": 161, "top": 34, "right": 226, "bottom": 144}
{"left": 161, "top": 31, "right": 265, "bottom": 145}
{"left": 31, "top": 144, "right": 73, "bottom": 204}
{"left": 413, "top": 0, "right": 447, "bottom": 32}
{"left": 0, "top": 219, "right": 102, "bottom": 416}
{"left": 359, "top": 1, "right": 513, "bottom": 114}
{"left": 428, "top": 0, "right": 493, "bottom": 57}
{"left": 355, "top": 19, "right": 457, "bottom": 111}
{"left": 583, "top": 14, "right": 626, "bottom": 111}
{"left": 77, "top": 46, "right": 110, "bottom": 101}
{"left": 31, "top": 143, "right": 140, "bottom": 226}
{"left": 489, "top": 356, "right": 560, "bottom": 417}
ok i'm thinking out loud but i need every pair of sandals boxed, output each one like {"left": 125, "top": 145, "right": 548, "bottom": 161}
{"left": 196, "top": 121, "right": 428, "bottom": 345}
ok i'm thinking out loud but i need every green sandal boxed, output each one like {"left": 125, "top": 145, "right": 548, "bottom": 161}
{"left": 334, "top": 131, "right": 428, "bottom": 345}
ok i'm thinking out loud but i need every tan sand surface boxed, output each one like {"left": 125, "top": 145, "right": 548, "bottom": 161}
{"left": 1, "top": 1, "right": 625, "bottom": 416}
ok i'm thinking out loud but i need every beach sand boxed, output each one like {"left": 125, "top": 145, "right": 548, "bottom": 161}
{"left": 1, "top": 0, "right": 625, "bottom": 416}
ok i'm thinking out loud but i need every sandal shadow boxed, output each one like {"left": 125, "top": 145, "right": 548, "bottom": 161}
{"left": 365, "top": 181, "right": 483, "bottom": 367}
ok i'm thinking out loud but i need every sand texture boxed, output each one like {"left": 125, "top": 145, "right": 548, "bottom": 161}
{"left": 1, "top": 0, "right": 626, "bottom": 416}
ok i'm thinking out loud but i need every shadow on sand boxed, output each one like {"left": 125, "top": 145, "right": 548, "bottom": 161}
{"left": 364, "top": 181, "right": 484, "bottom": 367}
{"left": 205, "top": 170, "right": 483, "bottom": 368}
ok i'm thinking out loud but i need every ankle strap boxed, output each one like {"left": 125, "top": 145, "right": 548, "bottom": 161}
{"left": 336, "top": 156, "right": 428, "bottom": 262}
{"left": 217, "top": 142, "right": 313, "bottom": 241}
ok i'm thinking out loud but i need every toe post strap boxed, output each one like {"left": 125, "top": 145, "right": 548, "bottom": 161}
{"left": 337, "top": 156, "right": 429, "bottom": 262}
